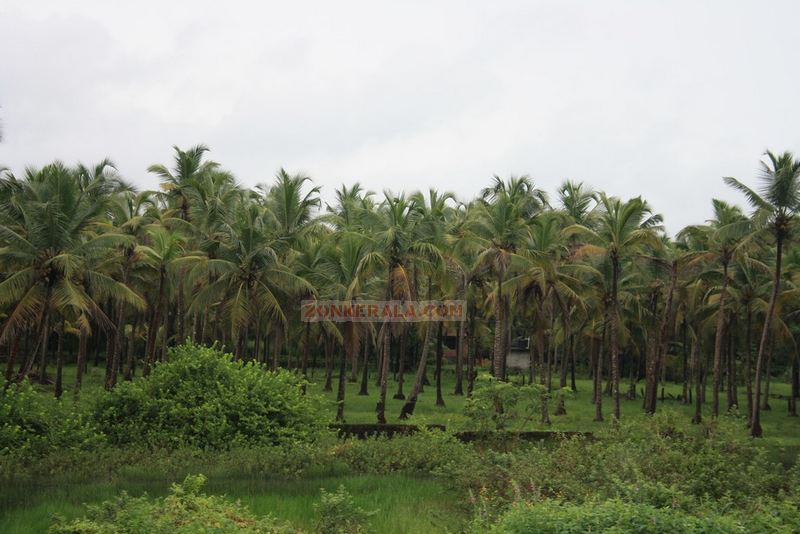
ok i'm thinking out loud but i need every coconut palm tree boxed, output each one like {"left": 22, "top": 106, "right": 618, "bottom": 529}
{"left": 372, "top": 192, "right": 418, "bottom": 424}
{"left": 398, "top": 189, "right": 453, "bottom": 419}
{"left": 725, "top": 150, "right": 800, "bottom": 437}
{"left": 568, "top": 193, "right": 662, "bottom": 419}
{"left": 473, "top": 176, "right": 547, "bottom": 381}
{"left": 148, "top": 145, "right": 220, "bottom": 223}
{"left": 186, "top": 202, "right": 306, "bottom": 363}
{"left": 260, "top": 169, "right": 321, "bottom": 255}
{"left": 679, "top": 199, "right": 751, "bottom": 417}
{"left": 318, "top": 234, "right": 376, "bottom": 421}
{"left": 0, "top": 162, "right": 143, "bottom": 390}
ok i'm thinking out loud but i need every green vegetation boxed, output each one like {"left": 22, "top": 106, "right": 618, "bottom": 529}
{"left": 93, "top": 343, "right": 325, "bottom": 450}
{"left": 48, "top": 474, "right": 295, "bottom": 533}
{"left": 482, "top": 499, "right": 787, "bottom": 533}
{"left": 1, "top": 146, "right": 800, "bottom": 531}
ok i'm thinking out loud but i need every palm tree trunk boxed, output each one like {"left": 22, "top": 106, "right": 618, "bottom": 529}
{"left": 176, "top": 277, "right": 185, "bottom": 343}
{"left": 302, "top": 321, "right": 310, "bottom": 377}
{"left": 73, "top": 329, "right": 88, "bottom": 400}
{"left": 570, "top": 335, "right": 577, "bottom": 392}
{"left": 400, "top": 320, "right": 433, "bottom": 418}
{"left": 745, "top": 305, "right": 753, "bottom": 423}
{"left": 394, "top": 329, "right": 407, "bottom": 399}
{"left": 376, "top": 273, "right": 395, "bottom": 425}
{"left": 763, "top": 336, "right": 774, "bottom": 411}
{"left": 528, "top": 328, "right": 537, "bottom": 385}
{"left": 692, "top": 331, "right": 703, "bottom": 424}
{"left": 454, "top": 299, "right": 466, "bottom": 395}
{"left": 435, "top": 321, "right": 445, "bottom": 407}
{"left": 594, "top": 324, "right": 605, "bottom": 422}
{"left": 752, "top": 234, "right": 783, "bottom": 438}
{"left": 323, "top": 335, "right": 333, "bottom": 392}
{"left": 37, "top": 315, "right": 51, "bottom": 384}
{"left": 727, "top": 320, "right": 738, "bottom": 412}
{"left": 376, "top": 322, "right": 391, "bottom": 424}
{"left": 253, "top": 316, "right": 262, "bottom": 362}
{"left": 54, "top": 319, "right": 65, "bottom": 398}
{"left": 106, "top": 302, "right": 127, "bottom": 390}
{"left": 681, "top": 319, "right": 689, "bottom": 404}
{"left": 349, "top": 326, "right": 359, "bottom": 383}
{"left": 467, "top": 323, "right": 476, "bottom": 397}
{"left": 23, "top": 299, "right": 52, "bottom": 382}
{"left": 711, "top": 262, "right": 729, "bottom": 418}
{"left": 124, "top": 317, "right": 138, "bottom": 380}
{"left": 610, "top": 256, "right": 621, "bottom": 420}
{"left": 160, "top": 306, "right": 171, "bottom": 362}
{"left": 555, "top": 332, "right": 569, "bottom": 416}
{"left": 335, "top": 342, "right": 347, "bottom": 421}
{"left": 359, "top": 335, "right": 370, "bottom": 396}
{"left": 400, "top": 277, "right": 434, "bottom": 417}
{"left": 492, "top": 275, "right": 505, "bottom": 380}
{"left": 645, "top": 261, "right": 677, "bottom": 414}
{"left": 537, "top": 330, "right": 546, "bottom": 386}
{"left": 143, "top": 269, "right": 166, "bottom": 376}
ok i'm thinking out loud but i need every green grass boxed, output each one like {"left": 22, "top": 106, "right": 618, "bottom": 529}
{"left": 32, "top": 361, "right": 800, "bottom": 448}
{"left": 304, "top": 366, "right": 800, "bottom": 446}
{"left": 0, "top": 473, "right": 465, "bottom": 534}
{"left": 9, "top": 359, "right": 800, "bottom": 531}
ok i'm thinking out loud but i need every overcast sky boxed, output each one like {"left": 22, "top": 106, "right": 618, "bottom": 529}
{"left": 2, "top": 1, "right": 799, "bottom": 233}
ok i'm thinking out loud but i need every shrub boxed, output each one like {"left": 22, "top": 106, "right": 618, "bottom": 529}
{"left": 92, "top": 342, "right": 327, "bottom": 450}
{"left": 49, "top": 474, "right": 294, "bottom": 533}
{"left": 314, "top": 485, "right": 374, "bottom": 534}
{"left": 0, "top": 381, "right": 103, "bottom": 463}
{"left": 483, "top": 499, "right": 745, "bottom": 533}
{"left": 330, "top": 428, "right": 480, "bottom": 478}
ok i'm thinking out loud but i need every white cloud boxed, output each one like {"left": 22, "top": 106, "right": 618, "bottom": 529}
{"left": 1, "top": 1, "right": 799, "bottom": 233}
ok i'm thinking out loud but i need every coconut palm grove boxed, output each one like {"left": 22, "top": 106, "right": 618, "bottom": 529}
{"left": 0, "top": 144, "right": 798, "bottom": 532}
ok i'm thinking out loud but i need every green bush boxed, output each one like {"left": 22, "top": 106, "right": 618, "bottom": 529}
{"left": 0, "top": 381, "right": 103, "bottom": 462}
{"left": 331, "top": 428, "right": 480, "bottom": 477}
{"left": 449, "top": 412, "right": 787, "bottom": 508}
{"left": 49, "top": 474, "right": 294, "bottom": 533}
{"left": 484, "top": 499, "right": 745, "bottom": 533}
{"left": 92, "top": 343, "right": 327, "bottom": 450}
{"left": 314, "top": 485, "right": 374, "bottom": 534}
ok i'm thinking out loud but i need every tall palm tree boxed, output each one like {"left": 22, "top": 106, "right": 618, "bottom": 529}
{"left": 372, "top": 192, "right": 418, "bottom": 424}
{"left": 568, "top": 193, "right": 662, "bottom": 419}
{"left": 0, "top": 163, "right": 143, "bottom": 389}
{"left": 679, "top": 199, "right": 751, "bottom": 416}
{"left": 473, "top": 176, "right": 547, "bottom": 381}
{"left": 186, "top": 202, "right": 306, "bottom": 362}
{"left": 260, "top": 169, "right": 321, "bottom": 254}
{"left": 398, "top": 189, "right": 452, "bottom": 419}
{"left": 725, "top": 150, "right": 800, "bottom": 437}
{"left": 139, "top": 226, "right": 196, "bottom": 374}
{"left": 148, "top": 145, "right": 220, "bottom": 223}
{"left": 318, "top": 234, "right": 375, "bottom": 421}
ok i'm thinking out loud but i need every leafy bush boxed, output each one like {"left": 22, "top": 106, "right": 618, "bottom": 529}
{"left": 49, "top": 474, "right": 294, "bottom": 533}
{"left": 0, "top": 381, "right": 103, "bottom": 462}
{"left": 93, "top": 342, "right": 327, "bottom": 450}
{"left": 449, "top": 412, "right": 788, "bottom": 507}
{"left": 483, "top": 499, "right": 745, "bottom": 533}
{"left": 331, "top": 428, "right": 480, "bottom": 477}
{"left": 462, "top": 375, "right": 573, "bottom": 431}
{"left": 314, "top": 485, "right": 374, "bottom": 534}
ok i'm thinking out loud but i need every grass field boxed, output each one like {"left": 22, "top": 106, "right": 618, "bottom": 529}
{"left": 0, "top": 472, "right": 465, "bottom": 534}
{"left": 303, "top": 365, "right": 800, "bottom": 448}
{"left": 29, "top": 360, "right": 800, "bottom": 446}
{"left": 6, "top": 359, "right": 799, "bottom": 532}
